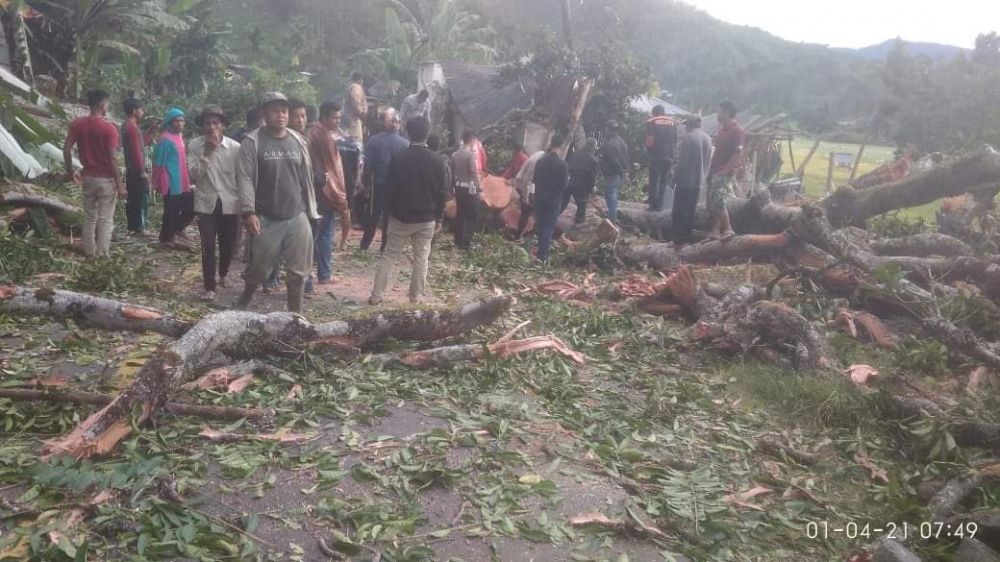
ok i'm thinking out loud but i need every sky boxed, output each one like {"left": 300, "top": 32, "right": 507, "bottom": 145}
{"left": 684, "top": 0, "right": 999, "bottom": 49}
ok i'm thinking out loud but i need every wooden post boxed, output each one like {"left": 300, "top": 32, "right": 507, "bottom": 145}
{"left": 849, "top": 143, "right": 867, "bottom": 183}
{"left": 797, "top": 139, "right": 821, "bottom": 179}
{"left": 787, "top": 138, "right": 797, "bottom": 176}
{"left": 826, "top": 151, "right": 835, "bottom": 194}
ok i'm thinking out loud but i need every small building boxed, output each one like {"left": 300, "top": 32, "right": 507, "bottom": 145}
{"left": 418, "top": 60, "right": 590, "bottom": 153}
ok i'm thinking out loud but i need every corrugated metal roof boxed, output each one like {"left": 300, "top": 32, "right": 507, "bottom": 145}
{"left": 440, "top": 61, "right": 536, "bottom": 132}
{"left": 629, "top": 94, "right": 688, "bottom": 116}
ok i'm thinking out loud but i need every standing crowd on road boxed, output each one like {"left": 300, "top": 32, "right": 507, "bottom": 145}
{"left": 64, "top": 78, "right": 744, "bottom": 313}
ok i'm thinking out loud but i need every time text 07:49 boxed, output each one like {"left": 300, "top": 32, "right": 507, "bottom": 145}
{"left": 805, "top": 521, "right": 978, "bottom": 540}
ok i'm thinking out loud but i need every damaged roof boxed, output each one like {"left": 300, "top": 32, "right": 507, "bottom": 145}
{"left": 440, "top": 61, "right": 536, "bottom": 132}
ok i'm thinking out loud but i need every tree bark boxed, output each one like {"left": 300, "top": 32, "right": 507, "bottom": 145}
{"left": 621, "top": 231, "right": 800, "bottom": 270}
{"left": 42, "top": 295, "right": 513, "bottom": 458}
{"left": 0, "top": 285, "right": 192, "bottom": 337}
{"left": 870, "top": 233, "right": 974, "bottom": 257}
{"left": 1, "top": 182, "right": 81, "bottom": 216}
{"left": 0, "top": 389, "right": 272, "bottom": 421}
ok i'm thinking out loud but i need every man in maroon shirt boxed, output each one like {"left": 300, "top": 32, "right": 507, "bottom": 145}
{"left": 64, "top": 89, "right": 124, "bottom": 257}
{"left": 121, "top": 96, "right": 150, "bottom": 235}
{"left": 706, "top": 101, "right": 744, "bottom": 240}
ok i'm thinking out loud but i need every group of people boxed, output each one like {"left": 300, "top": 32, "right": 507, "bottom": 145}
{"left": 642, "top": 100, "right": 746, "bottom": 242}
{"left": 62, "top": 76, "right": 746, "bottom": 314}
{"left": 62, "top": 79, "right": 446, "bottom": 313}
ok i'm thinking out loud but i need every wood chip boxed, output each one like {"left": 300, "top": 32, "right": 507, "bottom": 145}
{"left": 120, "top": 306, "right": 163, "bottom": 320}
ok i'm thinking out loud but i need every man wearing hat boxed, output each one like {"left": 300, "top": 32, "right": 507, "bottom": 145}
{"left": 153, "top": 108, "right": 194, "bottom": 245}
{"left": 599, "top": 119, "right": 629, "bottom": 223}
{"left": 188, "top": 105, "right": 241, "bottom": 300}
{"left": 235, "top": 92, "right": 320, "bottom": 314}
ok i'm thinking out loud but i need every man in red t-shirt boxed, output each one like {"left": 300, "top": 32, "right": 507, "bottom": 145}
{"left": 64, "top": 89, "right": 123, "bottom": 257}
{"left": 706, "top": 101, "right": 745, "bottom": 239}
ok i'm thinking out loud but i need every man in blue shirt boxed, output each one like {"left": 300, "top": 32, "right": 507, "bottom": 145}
{"left": 361, "top": 109, "right": 409, "bottom": 251}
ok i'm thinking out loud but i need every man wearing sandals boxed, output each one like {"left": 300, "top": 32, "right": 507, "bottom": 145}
{"left": 707, "top": 101, "right": 744, "bottom": 240}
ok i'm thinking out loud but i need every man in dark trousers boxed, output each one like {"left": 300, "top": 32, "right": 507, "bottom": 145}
{"left": 369, "top": 116, "right": 447, "bottom": 305}
{"left": 450, "top": 131, "right": 481, "bottom": 250}
{"left": 672, "top": 116, "right": 713, "bottom": 244}
{"left": 561, "top": 137, "right": 599, "bottom": 225}
{"left": 645, "top": 105, "right": 679, "bottom": 211}
{"left": 599, "top": 120, "right": 629, "bottom": 223}
{"left": 532, "top": 134, "right": 569, "bottom": 263}
{"left": 120, "top": 96, "right": 150, "bottom": 236}
{"left": 361, "top": 109, "right": 409, "bottom": 251}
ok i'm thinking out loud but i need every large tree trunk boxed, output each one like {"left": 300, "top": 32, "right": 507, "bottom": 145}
{"left": 621, "top": 231, "right": 800, "bottom": 270}
{"left": 617, "top": 147, "right": 1000, "bottom": 238}
{"left": 37, "top": 295, "right": 512, "bottom": 458}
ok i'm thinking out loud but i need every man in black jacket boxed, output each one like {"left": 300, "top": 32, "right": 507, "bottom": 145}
{"left": 368, "top": 116, "right": 447, "bottom": 305}
{"left": 533, "top": 134, "right": 570, "bottom": 263}
{"left": 645, "top": 105, "right": 679, "bottom": 211}
{"left": 561, "top": 137, "right": 599, "bottom": 224}
{"left": 599, "top": 120, "right": 629, "bottom": 223}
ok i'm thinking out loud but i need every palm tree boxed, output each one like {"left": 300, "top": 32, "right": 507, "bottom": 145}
{"left": 352, "top": 0, "right": 497, "bottom": 87}
{"left": 25, "top": 0, "right": 188, "bottom": 97}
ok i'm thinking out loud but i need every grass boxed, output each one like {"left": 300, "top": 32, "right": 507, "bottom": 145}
{"left": 787, "top": 138, "right": 938, "bottom": 222}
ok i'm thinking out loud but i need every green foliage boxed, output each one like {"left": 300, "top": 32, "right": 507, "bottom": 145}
{"left": 0, "top": 231, "right": 60, "bottom": 283}
{"left": 892, "top": 338, "right": 950, "bottom": 376}
{"left": 66, "top": 253, "right": 152, "bottom": 293}
{"left": 881, "top": 35, "right": 1000, "bottom": 151}
{"left": 867, "top": 213, "right": 929, "bottom": 238}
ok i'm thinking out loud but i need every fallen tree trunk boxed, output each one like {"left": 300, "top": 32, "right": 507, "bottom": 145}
{"left": 42, "top": 295, "right": 512, "bottom": 458}
{"left": 823, "top": 146, "right": 1000, "bottom": 227}
{"left": 617, "top": 148, "right": 1000, "bottom": 238}
{"left": 621, "top": 231, "right": 800, "bottom": 270}
{"left": 870, "top": 233, "right": 974, "bottom": 257}
{"left": 0, "top": 182, "right": 81, "bottom": 216}
{"left": 0, "top": 388, "right": 272, "bottom": 421}
{"left": 0, "top": 285, "right": 192, "bottom": 337}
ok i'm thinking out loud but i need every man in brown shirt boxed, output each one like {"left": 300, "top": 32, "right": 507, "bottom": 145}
{"left": 706, "top": 101, "right": 745, "bottom": 239}
{"left": 307, "top": 101, "right": 352, "bottom": 285}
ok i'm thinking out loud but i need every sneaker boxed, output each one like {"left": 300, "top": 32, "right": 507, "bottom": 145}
{"left": 218, "top": 277, "right": 230, "bottom": 288}
{"left": 261, "top": 286, "right": 274, "bottom": 296}
{"left": 201, "top": 290, "right": 217, "bottom": 302}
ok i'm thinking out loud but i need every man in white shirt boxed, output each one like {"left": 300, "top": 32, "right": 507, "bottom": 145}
{"left": 188, "top": 105, "right": 241, "bottom": 300}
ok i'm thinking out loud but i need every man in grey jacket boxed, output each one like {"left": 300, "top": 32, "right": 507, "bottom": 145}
{"left": 671, "top": 115, "right": 713, "bottom": 244}
{"left": 235, "top": 92, "right": 319, "bottom": 313}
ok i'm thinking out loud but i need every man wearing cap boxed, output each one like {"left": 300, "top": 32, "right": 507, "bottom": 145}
{"left": 235, "top": 91, "right": 319, "bottom": 314}
{"left": 599, "top": 120, "right": 629, "bottom": 223}
{"left": 153, "top": 108, "right": 194, "bottom": 246}
{"left": 361, "top": 108, "right": 409, "bottom": 251}
{"left": 188, "top": 105, "right": 241, "bottom": 300}
{"left": 64, "top": 89, "right": 123, "bottom": 257}
{"left": 672, "top": 115, "right": 713, "bottom": 244}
